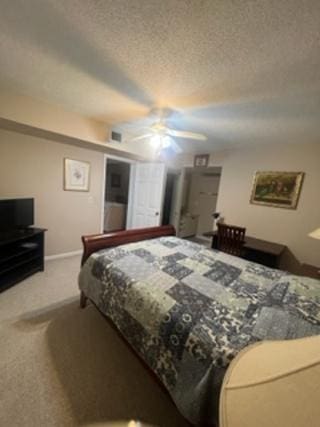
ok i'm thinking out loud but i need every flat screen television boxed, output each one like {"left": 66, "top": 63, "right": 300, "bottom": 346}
{"left": 0, "top": 198, "right": 34, "bottom": 231}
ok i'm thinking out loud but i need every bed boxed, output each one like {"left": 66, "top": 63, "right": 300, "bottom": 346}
{"left": 78, "top": 225, "right": 320, "bottom": 426}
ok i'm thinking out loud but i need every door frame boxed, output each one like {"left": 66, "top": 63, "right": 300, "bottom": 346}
{"left": 163, "top": 167, "right": 184, "bottom": 233}
{"left": 184, "top": 166, "right": 222, "bottom": 238}
{"left": 102, "top": 154, "right": 137, "bottom": 233}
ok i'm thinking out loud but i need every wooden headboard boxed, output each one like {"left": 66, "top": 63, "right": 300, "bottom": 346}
{"left": 81, "top": 225, "right": 176, "bottom": 266}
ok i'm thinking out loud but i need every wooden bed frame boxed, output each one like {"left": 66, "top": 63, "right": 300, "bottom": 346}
{"left": 79, "top": 225, "right": 216, "bottom": 426}
{"left": 80, "top": 225, "right": 176, "bottom": 307}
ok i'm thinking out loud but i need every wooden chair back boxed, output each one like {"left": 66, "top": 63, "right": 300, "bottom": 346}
{"left": 217, "top": 223, "right": 246, "bottom": 256}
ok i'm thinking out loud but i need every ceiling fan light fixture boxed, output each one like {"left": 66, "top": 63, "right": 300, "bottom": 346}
{"left": 150, "top": 134, "right": 161, "bottom": 148}
{"left": 150, "top": 134, "right": 171, "bottom": 151}
{"left": 118, "top": 107, "right": 207, "bottom": 154}
{"left": 162, "top": 136, "right": 171, "bottom": 148}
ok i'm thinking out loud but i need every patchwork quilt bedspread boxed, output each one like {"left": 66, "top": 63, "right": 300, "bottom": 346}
{"left": 78, "top": 236, "right": 320, "bottom": 425}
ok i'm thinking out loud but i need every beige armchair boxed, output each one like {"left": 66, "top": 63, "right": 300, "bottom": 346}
{"left": 220, "top": 335, "right": 320, "bottom": 427}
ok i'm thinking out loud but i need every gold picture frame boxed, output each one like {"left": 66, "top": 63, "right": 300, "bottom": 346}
{"left": 250, "top": 171, "right": 304, "bottom": 209}
{"left": 63, "top": 158, "right": 90, "bottom": 192}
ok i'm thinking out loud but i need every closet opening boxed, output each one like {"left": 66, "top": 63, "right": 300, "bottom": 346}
{"left": 104, "top": 158, "right": 131, "bottom": 232}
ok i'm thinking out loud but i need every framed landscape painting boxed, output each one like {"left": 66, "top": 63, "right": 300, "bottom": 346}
{"left": 64, "top": 158, "right": 90, "bottom": 192}
{"left": 250, "top": 171, "right": 304, "bottom": 209}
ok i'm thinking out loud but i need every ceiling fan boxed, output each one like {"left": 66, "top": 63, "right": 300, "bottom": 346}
{"left": 121, "top": 108, "right": 207, "bottom": 154}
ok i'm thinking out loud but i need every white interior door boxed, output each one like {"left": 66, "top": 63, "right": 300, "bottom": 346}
{"left": 128, "top": 162, "right": 166, "bottom": 229}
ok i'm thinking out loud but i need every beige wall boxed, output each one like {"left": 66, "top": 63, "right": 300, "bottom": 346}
{"left": 0, "top": 88, "right": 155, "bottom": 159}
{"left": 0, "top": 88, "right": 108, "bottom": 142}
{"left": 179, "top": 142, "right": 320, "bottom": 267}
{"left": 0, "top": 129, "right": 104, "bottom": 256}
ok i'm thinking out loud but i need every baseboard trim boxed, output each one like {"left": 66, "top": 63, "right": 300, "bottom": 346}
{"left": 45, "top": 250, "right": 82, "bottom": 261}
{"left": 195, "top": 234, "right": 211, "bottom": 242}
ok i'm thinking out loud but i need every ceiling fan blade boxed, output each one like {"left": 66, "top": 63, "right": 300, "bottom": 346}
{"left": 166, "top": 128, "right": 207, "bottom": 141}
{"left": 115, "top": 123, "right": 152, "bottom": 133}
{"left": 128, "top": 133, "right": 153, "bottom": 142}
{"left": 169, "top": 138, "right": 183, "bottom": 154}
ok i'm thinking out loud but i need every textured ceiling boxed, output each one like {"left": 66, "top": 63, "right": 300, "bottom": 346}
{"left": 1, "top": 0, "right": 320, "bottom": 152}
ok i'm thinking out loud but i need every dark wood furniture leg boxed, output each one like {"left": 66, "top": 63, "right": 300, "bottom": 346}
{"left": 80, "top": 290, "right": 87, "bottom": 308}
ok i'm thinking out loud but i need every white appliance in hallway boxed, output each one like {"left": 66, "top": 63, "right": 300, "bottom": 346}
{"left": 104, "top": 201, "right": 127, "bottom": 232}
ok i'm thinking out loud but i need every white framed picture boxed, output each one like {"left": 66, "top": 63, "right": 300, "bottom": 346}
{"left": 63, "top": 158, "right": 90, "bottom": 192}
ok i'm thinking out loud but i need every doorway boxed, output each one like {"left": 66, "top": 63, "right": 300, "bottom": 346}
{"left": 178, "top": 167, "right": 222, "bottom": 239}
{"left": 162, "top": 172, "right": 179, "bottom": 226}
{"left": 104, "top": 158, "right": 131, "bottom": 232}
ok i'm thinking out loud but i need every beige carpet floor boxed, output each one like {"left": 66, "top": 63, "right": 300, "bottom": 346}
{"left": 0, "top": 256, "right": 190, "bottom": 427}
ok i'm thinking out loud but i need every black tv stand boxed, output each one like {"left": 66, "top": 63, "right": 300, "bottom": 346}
{"left": 0, "top": 227, "right": 47, "bottom": 292}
